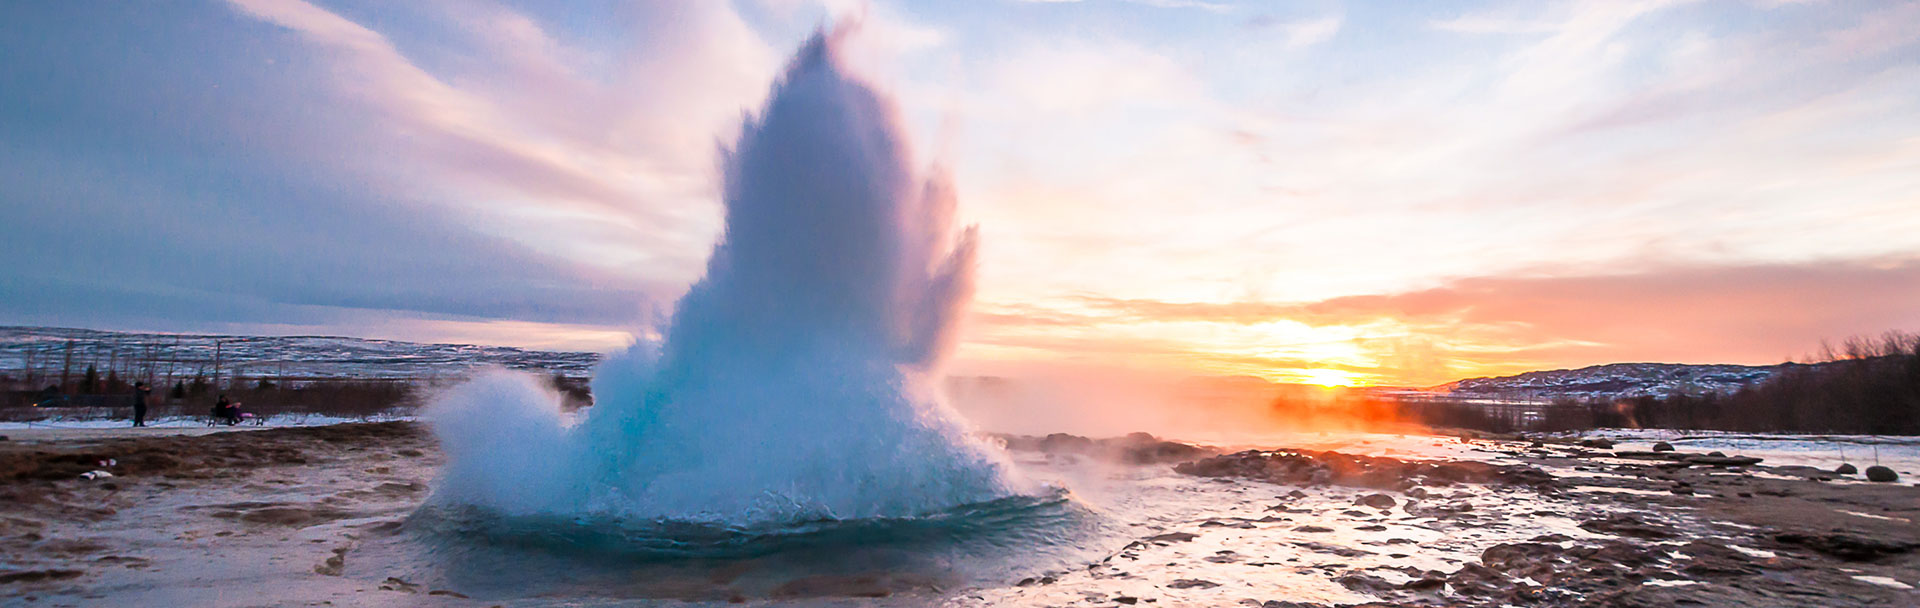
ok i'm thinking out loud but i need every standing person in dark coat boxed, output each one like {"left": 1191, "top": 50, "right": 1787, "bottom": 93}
{"left": 132, "top": 382, "right": 151, "bottom": 427}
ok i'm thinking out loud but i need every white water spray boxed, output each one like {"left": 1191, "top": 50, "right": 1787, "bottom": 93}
{"left": 428, "top": 29, "right": 1020, "bottom": 525}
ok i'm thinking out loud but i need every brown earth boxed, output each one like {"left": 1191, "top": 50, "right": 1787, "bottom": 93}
{"left": 0, "top": 422, "right": 434, "bottom": 595}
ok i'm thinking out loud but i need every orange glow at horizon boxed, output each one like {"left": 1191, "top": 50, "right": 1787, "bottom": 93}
{"left": 1295, "top": 368, "right": 1362, "bottom": 388}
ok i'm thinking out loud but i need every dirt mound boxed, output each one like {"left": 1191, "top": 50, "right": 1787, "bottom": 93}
{"left": 995, "top": 432, "right": 1218, "bottom": 464}
{"left": 1173, "top": 449, "right": 1558, "bottom": 492}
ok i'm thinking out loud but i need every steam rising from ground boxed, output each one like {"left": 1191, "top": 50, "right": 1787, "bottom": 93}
{"left": 428, "top": 29, "right": 1018, "bottom": 525}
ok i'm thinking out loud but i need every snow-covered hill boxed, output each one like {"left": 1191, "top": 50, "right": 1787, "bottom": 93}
{"left": 1, "top": 326, "right": 1810, "bottom": 402}
{"left": 0, "top": 326, "right": 601, "bottom": 381}
{"left": 1435, "top": 362, "right": 1810, "bottom": 401}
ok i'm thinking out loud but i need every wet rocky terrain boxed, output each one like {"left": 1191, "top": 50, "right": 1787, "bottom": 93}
{"left": 979, "top": 432, "right": 1920, "bottom": 607}
{"left": 0, "top": 423, "right": 1915, "bottom": 607}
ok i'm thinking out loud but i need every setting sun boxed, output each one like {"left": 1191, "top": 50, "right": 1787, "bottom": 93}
{"left": 1297, "top": 368, "right": 1362, "bottom": 388}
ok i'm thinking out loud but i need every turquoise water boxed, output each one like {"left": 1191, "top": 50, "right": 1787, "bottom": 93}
{"left": 380, "top": 488, "right": 1099, "bottom": 604}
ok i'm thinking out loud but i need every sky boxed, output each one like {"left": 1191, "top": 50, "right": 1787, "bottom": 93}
{"left": 2, "top": 0, "right": 1917, "bottom": 387}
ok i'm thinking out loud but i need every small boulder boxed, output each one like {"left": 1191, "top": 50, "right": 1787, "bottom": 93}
{"left": 1357, "top": 494, "right": 1396, "bottom": 510}
{"left": 1579, "top": 438, "right": 1615, "bottom": 449}
{"left": 1707, "top": 451, "right": 1726, "bottom": 457}
{"left": 1865, "top": 466, "right": 1899, "bottom": 483}
{"left": 1652, "top": 442, "right": 1674, "bottom": 452}
{"left": 1835, "top": 463, "right": 1858, "bottom": 475}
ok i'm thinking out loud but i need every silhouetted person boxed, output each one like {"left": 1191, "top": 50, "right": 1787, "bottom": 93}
{"left": 132, "top": 382, "right": 151, "bottom": 427}
{"left": 213, "top": 394, "right": 240, "bottom": 426}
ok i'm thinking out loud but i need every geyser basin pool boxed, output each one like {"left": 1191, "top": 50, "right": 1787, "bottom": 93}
{"left": 425, "top": 27, "right": 1025, "bottom": 532}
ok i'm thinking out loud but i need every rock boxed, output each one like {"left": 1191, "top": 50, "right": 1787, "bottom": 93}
{"left": 1293, "top": 541, "right": 1373, "bottom": 558}
{"left": 1652, "top": 442, "right": 1674, "bottom": 452}
{"left": 1115, "top": 597, "right": 1139, "bottom": 605}
{"left": 1201, "top": 519, "right": 1256, "bottom": 529}
{"left": 1174, "top": 449, "right": 1559, "bottom": 492}
{"left": 1684, "top": 455, "right": 1763, "bottom": 467}
{"left": 314, "top": 548, "right": 347, "bottom": 576}
{"left": 1865, "top": 465, "right": 1899, "bottom": 482}
{"left": 1357, "top": 493, "right": 1396, "bottom": 510}
{"left": 380, "top": 577, "right": 422, "bottom": 593}
{"left": 1146, "top": 532, "right": 1199, "bottom": 543}
{"left": 1774, "top": 532, "right": 1917, "bottom": 561}
{"left": 772, "top": 573, "right": 929, "bottom": 598}
{"left": 1168, "top": 579, "right": 1219, "bottom": 589}
{"left": 1334, "top": 573, "right": 1398, "bottom": 593}
{"left": 1835, "top": 463, "right": 1858, "bottom": 475}
{"left": 1294, "top": 525, "right": 1334, "bottom": 533}
{"left": 0, "top": 569, "right": 85, "bottom": 584}
{"left": 1579, "top": 515, "right": 1677, "bottom": 540}
{"left": 1580, "top": 438, "right": 1615, "bottom": 449}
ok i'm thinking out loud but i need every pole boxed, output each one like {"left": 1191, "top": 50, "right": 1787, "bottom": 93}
{"left": 60, "top": 340, "right": 74, "bottom": 393}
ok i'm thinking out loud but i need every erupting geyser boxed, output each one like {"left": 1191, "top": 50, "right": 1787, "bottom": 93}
{"left": 427, "top": 29, "right": 1021, "bottom": 526}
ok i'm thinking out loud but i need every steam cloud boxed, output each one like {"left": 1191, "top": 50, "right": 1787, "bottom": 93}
{"left": 427, "top": 28, "right": 1020, "bottom": 525}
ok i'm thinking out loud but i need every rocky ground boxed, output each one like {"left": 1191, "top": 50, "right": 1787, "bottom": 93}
{"left": 1058, "top": 436, "right": 1920, "bottom": 607}
{"left": 1, "top": 424, "right": 1915, "bottom": 607}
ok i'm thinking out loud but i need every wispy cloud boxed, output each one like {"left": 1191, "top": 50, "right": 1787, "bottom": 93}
{"left": 968, "top": 259, "right": 1920, "bottom": 385}
{"left": 4, "top": 0, "right": 1918, "bottom": 374}
{"left": 1248, "top": 15, "right": 1344, "bottom": 49}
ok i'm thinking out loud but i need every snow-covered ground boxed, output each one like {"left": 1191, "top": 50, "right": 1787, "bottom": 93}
{"left": 1, "top": 326, "right": 598, "bottom": 380}
{"left": 0, "top": 413, "right": 418, "bottom": 443}
{"left": 0, "top": 413, "right": 414, "bottom": 431}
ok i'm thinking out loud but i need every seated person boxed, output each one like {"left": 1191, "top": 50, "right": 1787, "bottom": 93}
{"left": 211, "top": 394, "right": 242, "bottom": 426}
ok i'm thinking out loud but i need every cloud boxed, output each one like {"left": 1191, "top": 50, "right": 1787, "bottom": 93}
{"left": 1248, "top": 15, "right": 1343, "bottom": 49}
{"left": 1014, "top": 0, "right": 1231, "bottom": 10}
{"left": 972, "top": 259, "right": 1920, "bottom": 384}
{"left": 0, "top": 0, "right": 790, "bottom": 348}
{"left": 1297, "top": 259, "right": 1920, "bottom": 362}
{"left": 216, "top": 0, "right": 779, "bottom": 270}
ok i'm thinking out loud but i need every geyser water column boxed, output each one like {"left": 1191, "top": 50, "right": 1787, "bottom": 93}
{"left": 428, "top": 29, "right": 1022, "bottom": 526}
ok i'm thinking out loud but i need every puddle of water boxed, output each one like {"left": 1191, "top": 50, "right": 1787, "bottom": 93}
{"left": 1840, "top": 510, "right": 1912, "bottom": 523}
{"left": 1852, "top": 575, "right": 1914, "bottom": 590}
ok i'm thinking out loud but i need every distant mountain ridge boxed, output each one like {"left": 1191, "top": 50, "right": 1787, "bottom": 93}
{"left": 1434, "top": 361, "right": 1813, "bottom": 401}
{"left": 0, "top": 326, "right": 1809, "bottom": 400}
